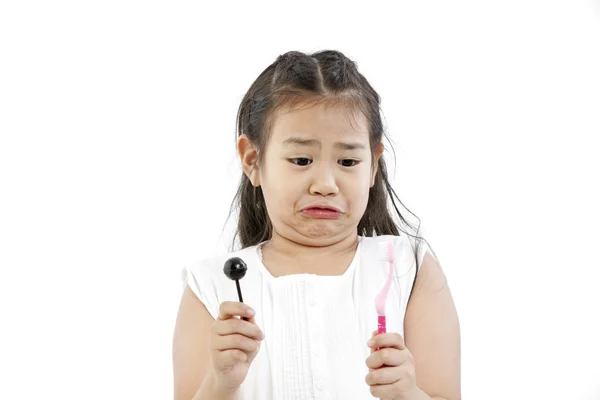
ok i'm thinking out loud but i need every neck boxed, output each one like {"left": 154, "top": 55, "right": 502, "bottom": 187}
{"left": 262, "top": 230, "right": 360, "bottom": 259}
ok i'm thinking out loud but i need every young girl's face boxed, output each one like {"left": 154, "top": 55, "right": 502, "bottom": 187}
{"left": 255, "top": 103, "right": 382, "bottom": 246}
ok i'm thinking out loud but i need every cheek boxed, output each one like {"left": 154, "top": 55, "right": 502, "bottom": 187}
{"left": 348, "top": 171, "right": 373, "bottom": 209}
{"left": 264, "top": 168, "right": 296, "bottom": 198}
{"left": 348, "top": 168, "right": 373, "bottom": 193}
{"left": 355, "top": 187, "right": 371, "bottom": 209}
{"left": 261, "top": 170, "right": 298, "bottom": 215}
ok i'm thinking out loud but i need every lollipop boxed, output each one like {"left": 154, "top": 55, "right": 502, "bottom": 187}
{"left": 223, "top": 257, "right": 249, "bottom": 320}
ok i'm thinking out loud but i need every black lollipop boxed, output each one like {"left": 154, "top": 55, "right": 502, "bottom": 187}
{"left": 223, "top": 257, "right": 249, "bottom": 320}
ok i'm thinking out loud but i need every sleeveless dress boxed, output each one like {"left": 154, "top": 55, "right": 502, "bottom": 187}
{"left": 181, "top": 234, "right": 430, "bottom": 400}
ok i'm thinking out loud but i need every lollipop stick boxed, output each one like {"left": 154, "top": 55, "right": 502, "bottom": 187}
{"left": 235, "top": 280, "right": 248, "bottom": 321}
{"left": 236, "top": 280, "right": 244, "bottom": 303}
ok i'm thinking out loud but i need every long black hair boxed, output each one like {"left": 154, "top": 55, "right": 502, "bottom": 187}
{"left": 226, "top": 50, "right": 437, "bottom": 298}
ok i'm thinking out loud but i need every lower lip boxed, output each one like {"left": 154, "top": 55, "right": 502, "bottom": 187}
{"left": 302, "top": 208, "right": 342, "bottom": 219}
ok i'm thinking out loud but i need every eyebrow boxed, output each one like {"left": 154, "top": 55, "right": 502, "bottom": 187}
{"left": 282, "top": 137, "right": 367, "bottom": 150}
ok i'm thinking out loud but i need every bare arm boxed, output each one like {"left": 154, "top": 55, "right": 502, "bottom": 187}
{"left": 172, "top": 285, "right": 237, "bottom": 400}
{"left": 404, "top": 252, "right": 461, "bottom": 400}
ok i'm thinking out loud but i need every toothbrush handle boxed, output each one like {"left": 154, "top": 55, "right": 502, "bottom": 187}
{"left": 376, "top": 315, "right": 386, "bottom": 351}
{"left": 377, "top": 315, "right": 386, "bottom": 334}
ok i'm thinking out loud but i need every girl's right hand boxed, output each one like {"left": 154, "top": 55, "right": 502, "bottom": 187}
{"left": 208, "top": 301, "right": 265, "bottom": 392}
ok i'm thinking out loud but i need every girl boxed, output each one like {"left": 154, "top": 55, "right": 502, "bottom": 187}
{"left": 173, "top": 50, "right": 461, "bottom": 400}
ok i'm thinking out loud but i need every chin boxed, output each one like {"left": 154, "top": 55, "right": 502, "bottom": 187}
{"left": 298, "top": 223, "right": 358, "bottom": 246}
{"left": 304, "top": 224, "right": 337, "bottom": 239}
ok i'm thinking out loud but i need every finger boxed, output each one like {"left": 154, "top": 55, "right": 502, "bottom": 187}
{"left": 367, "top": 332, "right": 405, "bottom": 351}
{"left": 369, "top": 382, "right": 398, "bottom": 400}
{"left": 215, "top": 348, "right": 248, "bottom": 370}
{"left": 218, "top": 301, "right": 255, "bottom": 320}
{"left": 365, "top": 365, "right": 402, "bottom": 386}
{"left": 215, "top": 333, "right": 260, "bottom": 353}
{"left": 369, "top": 330, "right": 378, "bottom": 354}
{"left": 365, "top": 347, "right": 409, "bottom": 369}
{"left": 213, "top": 318, "right": 264, "bottom": 341}
{"left": 246, "top": 338, "right": 262, "bottom": 364}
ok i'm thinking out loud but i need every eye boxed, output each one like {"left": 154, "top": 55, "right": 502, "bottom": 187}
{"left": 290, "top": 158, "right": 312, "bottom": 166}
{"left": 338, "top": 159, "right": 359, "bottom": 167}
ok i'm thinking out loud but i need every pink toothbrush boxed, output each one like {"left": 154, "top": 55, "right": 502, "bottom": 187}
{"left": 375, "top": 241, "right": 394, "bottom": 350}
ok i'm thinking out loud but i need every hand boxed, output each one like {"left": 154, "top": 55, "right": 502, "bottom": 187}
{"left": 209, "top": 301, "right": 265, "bottom": 392}
{"left": 365, "top": 331, "right": 418, "bottom": 400}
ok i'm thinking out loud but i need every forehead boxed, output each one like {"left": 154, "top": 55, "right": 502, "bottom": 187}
{"left": 269, "top": 103, "right": 370, "bottom": 144}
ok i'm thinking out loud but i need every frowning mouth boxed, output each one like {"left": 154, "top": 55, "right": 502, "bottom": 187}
{"left": 301, "top": 205, "right": 343, "bottom": 219}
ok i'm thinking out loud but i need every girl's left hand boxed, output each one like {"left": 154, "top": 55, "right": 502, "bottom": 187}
{"left": 365, "top": 330, "right": 418, "bottom": 400}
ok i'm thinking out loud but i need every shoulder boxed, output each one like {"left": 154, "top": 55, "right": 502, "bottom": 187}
{"left": 181, "top": 244, "right": 262, "bottom": 319}
{"left": 404, "top": 243, "right": 453, "bottom": 327}
{"left": 409, "top": 252, "right": 448, "bottom": 304}
{"left": 183, "top": 244, "right": 261, "bottom": 281}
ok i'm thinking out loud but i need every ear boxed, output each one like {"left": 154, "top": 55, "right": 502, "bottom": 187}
{"left": 370, "top": 141, "right": 384, "bottom": 187}
{"left": 237, "top": 134, "right": 261, "bottom": 187}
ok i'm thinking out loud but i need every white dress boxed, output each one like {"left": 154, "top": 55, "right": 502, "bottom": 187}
{"left": 182, "top": 234, "right": 430, "bottom": 400}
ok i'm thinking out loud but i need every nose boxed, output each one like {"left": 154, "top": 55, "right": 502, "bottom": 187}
{"left": 309, "top": 163, "right": 339, "bottom": 196}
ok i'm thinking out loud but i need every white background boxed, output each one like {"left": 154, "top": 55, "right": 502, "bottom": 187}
{"left": 1, "top": 1, "right": 599, "bottom": 399}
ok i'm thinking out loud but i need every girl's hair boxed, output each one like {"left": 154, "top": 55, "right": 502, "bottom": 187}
{"left": 226, "top": 50, "right": 437, "bottom": 297}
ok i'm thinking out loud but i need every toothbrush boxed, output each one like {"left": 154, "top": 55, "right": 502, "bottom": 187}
{"left": 375, "top": 240, "right": 394, "bottom": 350}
